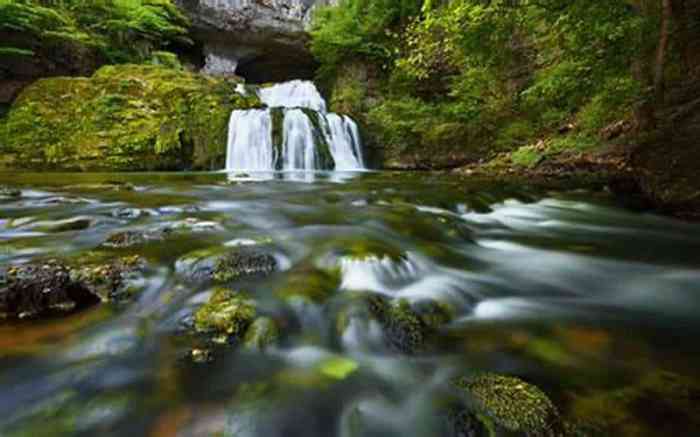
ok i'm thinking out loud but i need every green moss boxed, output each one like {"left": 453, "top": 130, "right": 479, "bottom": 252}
{"left": 454, "top": 373, "right": 561, "bottom": 436}
{"left": 511, "top": 146, "right": 544, "bottom": 168}
{"left": 194, "top": 288, "right": 256, "bottom": 341}
{"left": 301, "top": 108, "right": 335, "bottom": 169}
{"left": 0, "top": 64, "right": 261, "bottom": 171}
{"left": 270, "top": 108, "right": 285, "bottom": 170}
{"left": 367, "top": 296, "right": 429, "bottom": 354}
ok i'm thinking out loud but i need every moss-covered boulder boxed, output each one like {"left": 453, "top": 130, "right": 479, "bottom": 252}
{"left": 193, "top": 287, "right": 257, "bottom": 343}
{"left": 366, "top": 295, "right": 452, "bottom": 354}
{"left": 175, "top": 246, "right": 277, "bottom": 283}
{"left": 0, "top": 64, "right": 261, "bottom": 171}
{"left": 454, "top": 373, "right": 563, "bottom": 437}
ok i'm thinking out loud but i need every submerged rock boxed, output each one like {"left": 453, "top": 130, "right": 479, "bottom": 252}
{"left": 453, "top": 373, "right": 563, "bottom": 437}
{"left": 193, "top": 287, "right": 257, "bottom": 344}
{"left": 0, "top": 261, "right": 100, "bottom": 319}
{"left": 366, "top": 295, "right": 452, "bottom": 354}
{"left": 176, "top": 247, "right": 277, "bottom": 283}
{"left": 68, "top": 254, "right": 146, "bottom": 302}
{"left": 275, "top": 266, "right": 340, "bottom": 304}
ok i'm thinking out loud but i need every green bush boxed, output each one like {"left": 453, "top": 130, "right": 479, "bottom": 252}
{"left": 0, "top": 0, "right": 191, "bottom": 64}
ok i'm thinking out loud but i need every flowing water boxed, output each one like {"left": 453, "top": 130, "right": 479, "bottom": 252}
{"left": 1, "top": 171, "right": 700, "bottom": 436}
{"left": 227, "top": 81, "right": 365, "bottom": 172}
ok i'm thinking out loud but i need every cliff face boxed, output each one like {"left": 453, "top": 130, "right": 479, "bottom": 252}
{"left": 176, "top": 0, "right": 327, "bottom": 82}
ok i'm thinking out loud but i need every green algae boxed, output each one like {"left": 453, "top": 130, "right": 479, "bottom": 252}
{"left": 0, "top": 64, "right": 261, "bottom": 171}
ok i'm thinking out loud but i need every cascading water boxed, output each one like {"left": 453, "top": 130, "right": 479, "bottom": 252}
{"left": 226, "top": 80, "right": 365, "bottom": 172}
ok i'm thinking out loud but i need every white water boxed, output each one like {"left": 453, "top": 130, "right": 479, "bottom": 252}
{"left": 226, "top": 80, "right": 365, "bottom": 172}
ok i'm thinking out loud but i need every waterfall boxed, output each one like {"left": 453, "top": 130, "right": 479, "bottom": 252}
{"left": 226, "top": 80, "right": 365, "bottom": 172}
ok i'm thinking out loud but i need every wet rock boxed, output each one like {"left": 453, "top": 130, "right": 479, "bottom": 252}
{"left": 366, "top": 295, "right": 452, "bottom": 354}
{"left": 36, "top": 216, "right": 94, "bottom": 232}
{"left": 165, "top": 217, "right": 223, "bottom": 232}
{"left": 69, "top": 254, "right": 146, "bottom": 302}
{"left": 243, "top": 317, "right": 280, "bottom": 351}
{"left": 453, "top": 373, "right": 563, "bottom": 437}
{"left": 102, "top": 229, "right": 167, "bottom": 248}
{"left": 0, "top": 261, "right": 100, "bottom": 319}
{"left": 111, "top": 207, "right": 146, "bottom": 219}
{"left": 176, "top": 247, "right": 277, "bottom": 283}
{"left": 193, "top": 287, "right": 257, "bottom": 344}
{"left": 0, "top": 186, "right": 21, "bottom": 199}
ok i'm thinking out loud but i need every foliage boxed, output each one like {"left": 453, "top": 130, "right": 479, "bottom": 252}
{"left": 310, "top": 0, "right": 423, "bottom": 79}
{"left": 0, "top": 0, "right": 191, "bottom": 63}
{"left": 312, "top": 0, "right": 659, "bottom": 163}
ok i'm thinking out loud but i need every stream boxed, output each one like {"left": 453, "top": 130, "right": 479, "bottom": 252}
{"left": 1, "top": 171, "right": 699, "bottom": 436}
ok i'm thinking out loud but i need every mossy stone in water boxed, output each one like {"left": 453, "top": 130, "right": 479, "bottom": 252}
{"left": 176, "top": 247, "right": 277, "bottom": 283}
{"left": 213, "top": 249, "right": 277, "bottom": 282}
{"left": 0, "top": 261, "right": 100, "bottom": 319}
{"left": 454, "top": 373, "right": 561, "bottom": 436}
{"left": 367, "top": 295, "right": 425, "bottom": 354}
{"left": 194, "top": 288, "right": 256, "bottom": 341}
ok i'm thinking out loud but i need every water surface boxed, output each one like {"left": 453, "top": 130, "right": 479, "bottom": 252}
{"left": 1, "top": 171, "right": 699, "bottom": 436}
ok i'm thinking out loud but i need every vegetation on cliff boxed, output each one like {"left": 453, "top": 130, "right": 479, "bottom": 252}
{"left": 0, "top": 64, "right": 261, "bottom": 170}
{"left": 0, "top": 0, "right": 190, "bottom": 63}
{"left": 312, "top": 0, "right": 697, "bottom": 171}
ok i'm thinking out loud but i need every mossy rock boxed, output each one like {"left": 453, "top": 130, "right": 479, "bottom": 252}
{"left": 454, "top": 373, "right": 563, "bottom": 436}
{"left": 175, "top": 246, "right": 277, "bottom": 283}
{"left": 193, "top": 288, "right": 256, "bottom": 343}
{"left": 0, "top": 64, "right": 262, "bottom": 171}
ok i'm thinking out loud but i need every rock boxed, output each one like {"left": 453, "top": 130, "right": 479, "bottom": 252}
{"left": 0, "top": 186, "right": 21, "bottom": 198}
{"left": 111, "top": 207, "right": 145, "bottom": 219}
{"left": 243, "top": 317, "right": 280, "bottom": 351}
{"left": 365, "top": 295, "right": 452, "bottom": 354}
{"left": 102, "top": 230, "right": 166, "bottom": 248}
{"left": 453, "top": 373, "right": 563, "bottom": 437}
{"left": 0, "top": 65, "right": 261, "bottom": 171}
{"left": 193, "top": 287, "right": 257, "bottom": 344}
{"left": 69, "top": 254, "right": 146, "bottom": 302}
{"left": 176, "top": 247, "right": 277, "bottom": 283}
{"left": 34, "top": 216, "right": 94, "bottom": 232}
{"left": 174, "top": 0, "right": 322, "bottom": 82}
{"left": 0, "top": 261, "right": 100, "bottom": 319}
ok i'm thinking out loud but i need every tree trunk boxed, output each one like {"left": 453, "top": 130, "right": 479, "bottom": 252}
{"left": 654, "top": 0, "right": 673, "bottom": 105}
{"left": 673, "top": 0, "right": 691, "bottom": 76}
